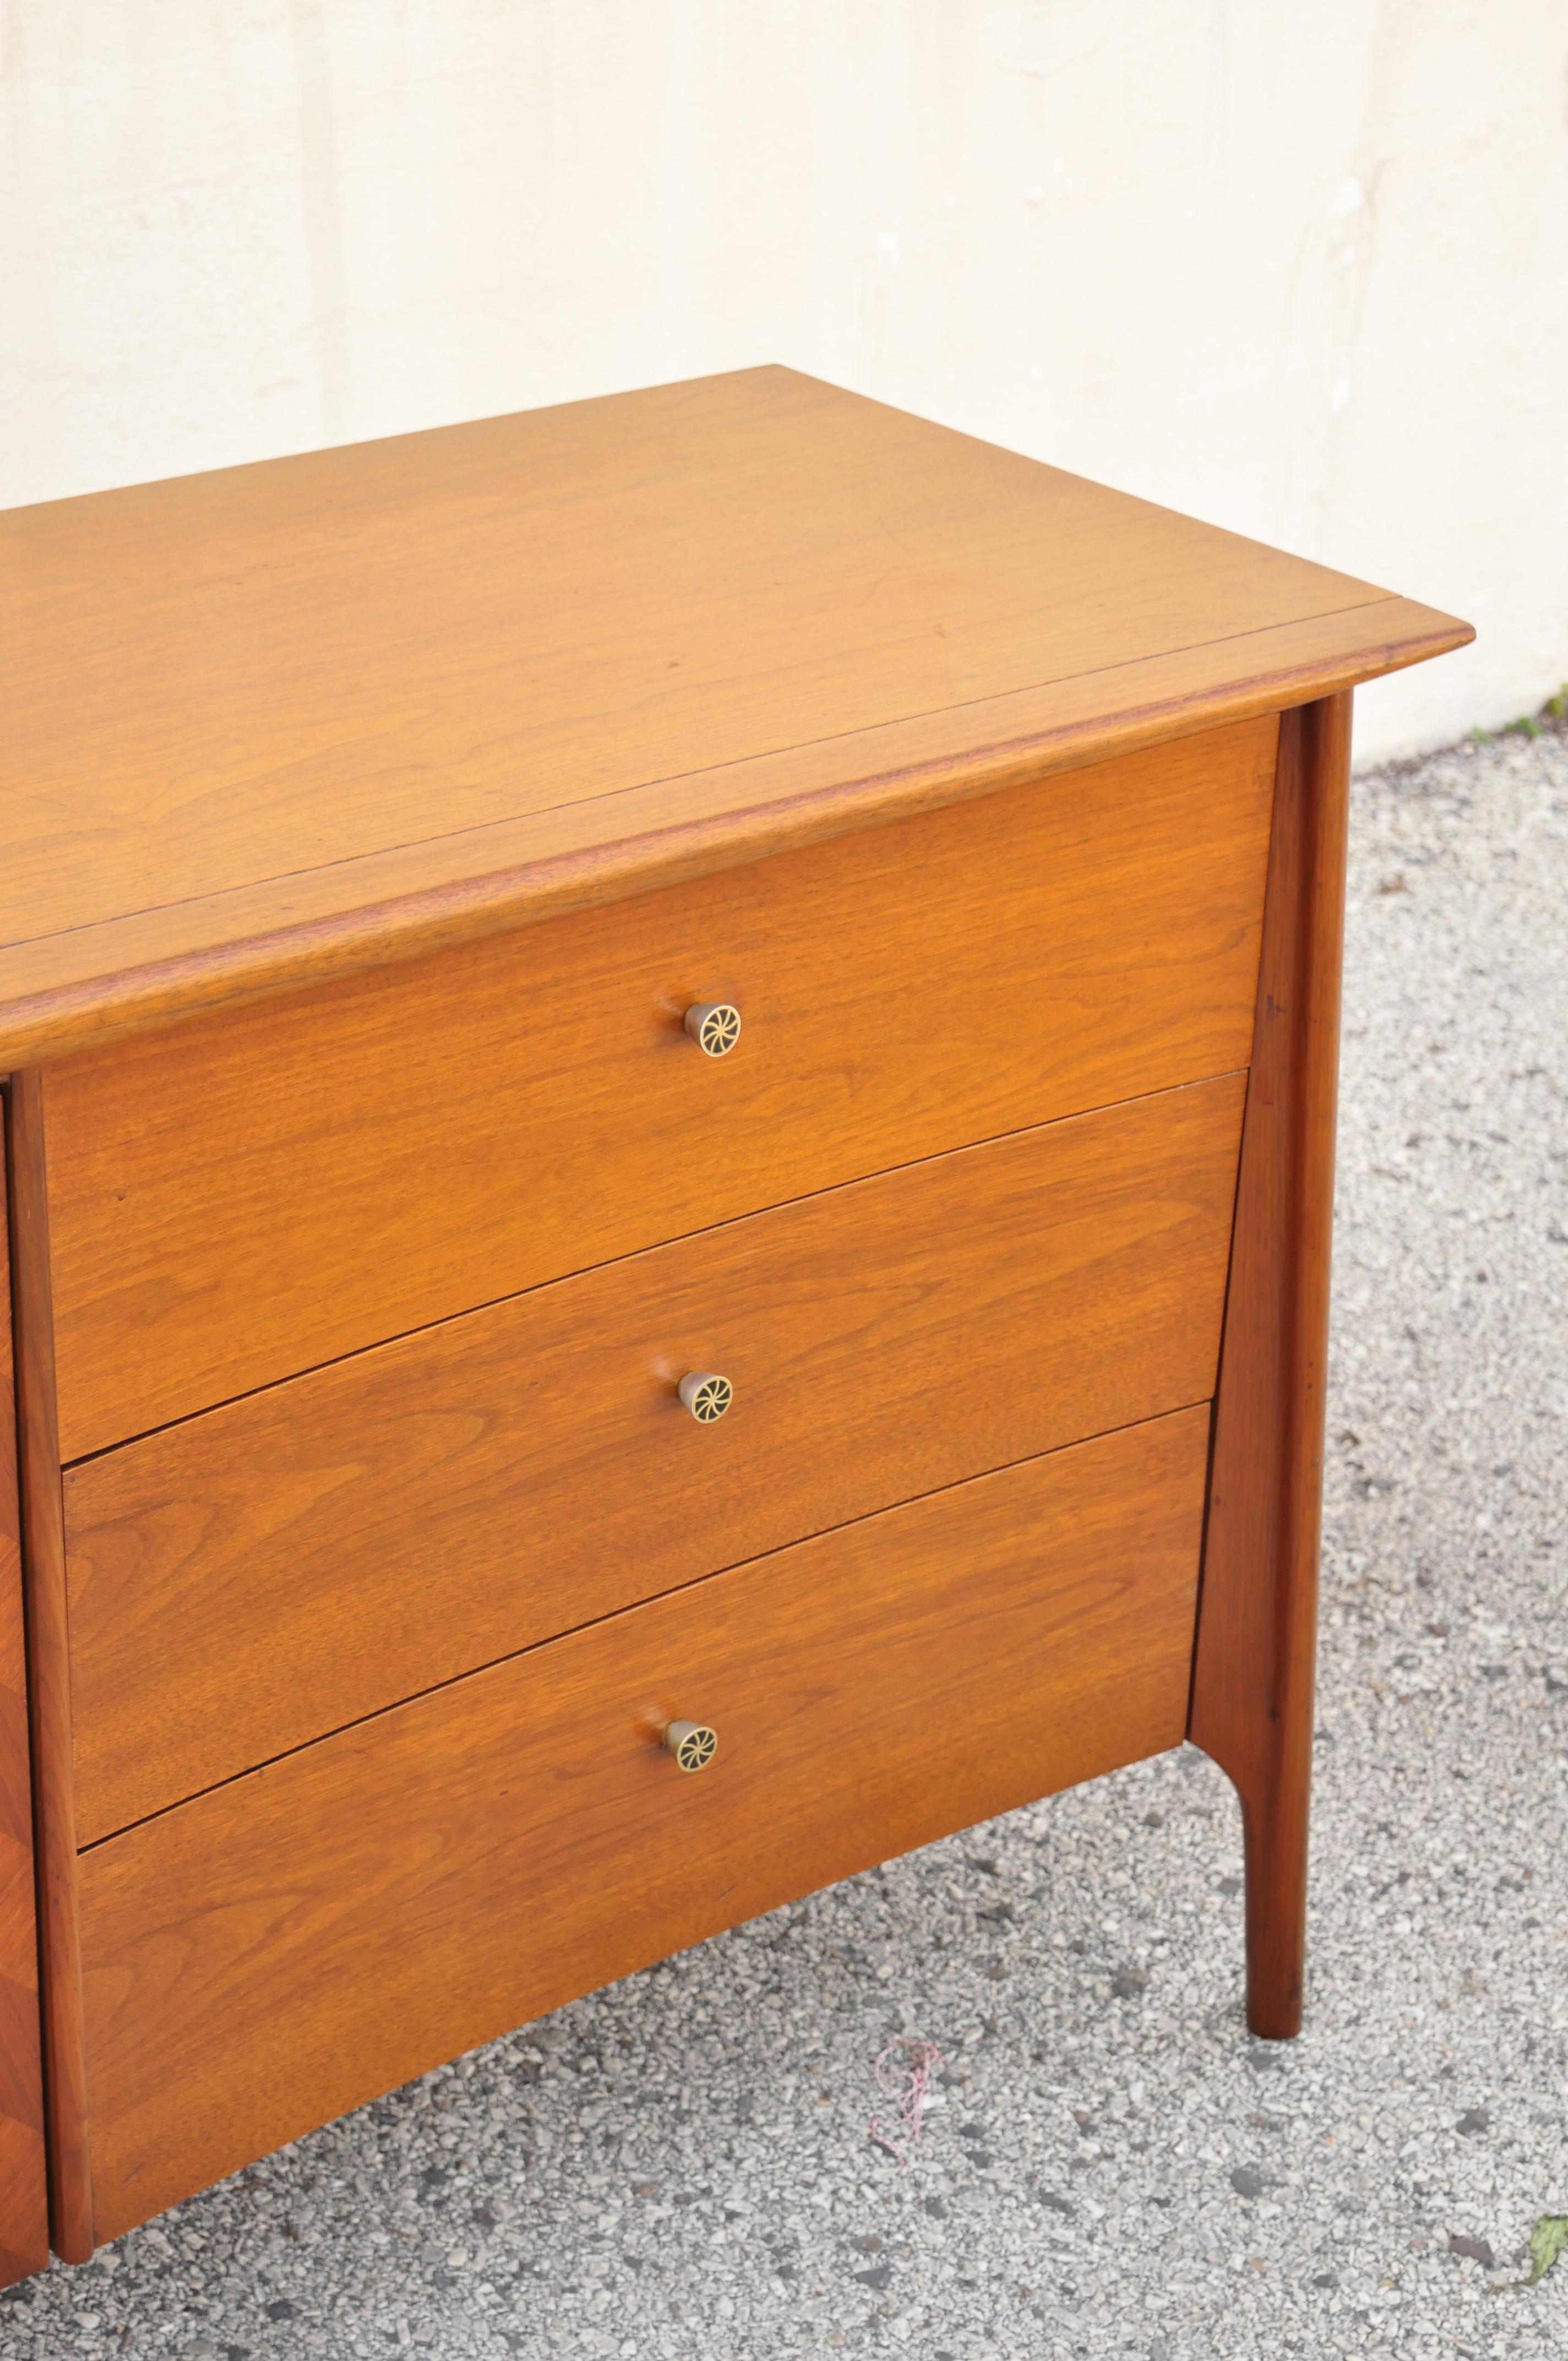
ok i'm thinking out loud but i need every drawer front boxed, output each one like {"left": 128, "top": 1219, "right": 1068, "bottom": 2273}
{"left": 79, "top": 1405, "right": 1207, "bottom": 2240}
{"left": 67, "top": 1075, "right": 1243, "bottom": 1841}
{"left": 44, "top": 715, "right": 1274, "bottom": 1457}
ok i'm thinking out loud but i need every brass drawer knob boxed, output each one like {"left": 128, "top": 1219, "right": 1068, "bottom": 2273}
{"left": 663, "top": 1719, "right": 718, "bottom": 1774}
{"left": 684, "top": 1001, "right": 742, "bottom": 1057}
{"left": 678, "top": 1370, "right": 733, "bottom": 1423}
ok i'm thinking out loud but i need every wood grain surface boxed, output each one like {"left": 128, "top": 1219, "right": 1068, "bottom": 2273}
{"left": 46, "top": 718, "right": 1273, "bottom": 1459}
{"left": 0, "top": 365, "right": 1469, "bottom": 1067}
{"left": 0, "top": 601, "right": 1465, "bottom": 1078}
{"left": 79, "top": 1405, "right": 1208, "bottom": 2243}
{"left": 1189, "top": 693, "right": 1352, "bottom": 2039}
{"left": 67, "top": 1074, "right": 1244, "bottom": 1841}
{"left": 6, "top": 1075, "right": 92, "bottom": 2262}
{"left": 0, "top": 1119, "right": 50, "bottom": 2287}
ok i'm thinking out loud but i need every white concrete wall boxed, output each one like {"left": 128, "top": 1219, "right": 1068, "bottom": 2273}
{"left": 3, "top": 2, "right": 1563, "bottom": 758}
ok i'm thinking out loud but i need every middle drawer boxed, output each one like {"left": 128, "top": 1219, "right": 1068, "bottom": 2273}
{"left": 66, "top": 1072, "right": 1244, "bottom": 1842}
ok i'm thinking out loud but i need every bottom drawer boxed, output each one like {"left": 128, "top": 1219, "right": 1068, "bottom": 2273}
{"left": 79, "top": 1403, "right": 1209, "bottom": 2240}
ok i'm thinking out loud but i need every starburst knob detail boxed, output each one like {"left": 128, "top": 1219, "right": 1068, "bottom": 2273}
{"left": 678, "top": 1372, "right": 733, "bottom": 1423}
{"left": 662, "top": 1720, "right": 718, "bottom": 1774}
{"left": 684, "top": 1002, "right": 742, "bottom": 1057}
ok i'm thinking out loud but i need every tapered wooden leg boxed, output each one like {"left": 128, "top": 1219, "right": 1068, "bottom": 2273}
{"left": 1189, "top": 691, "right": 1352, "bottom": 2039}
{"left": 1235, "top": 1740, "right": 1313, "bottom": 2041}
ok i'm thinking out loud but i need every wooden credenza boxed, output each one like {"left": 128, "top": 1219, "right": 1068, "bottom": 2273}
{"left": 0, "top": 368, "right": 1469, "bottom": 2277}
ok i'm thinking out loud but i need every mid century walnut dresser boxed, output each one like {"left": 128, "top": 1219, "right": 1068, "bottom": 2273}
{"left": 0, "top": 368, "right": 1469, "bottom": 2277}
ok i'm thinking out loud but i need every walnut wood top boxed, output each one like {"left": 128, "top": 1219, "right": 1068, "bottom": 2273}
{"left": 1, "top": 366, "right": 1468, "bottom": 1067}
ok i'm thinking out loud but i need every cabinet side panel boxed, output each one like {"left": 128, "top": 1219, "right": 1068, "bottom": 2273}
{"left": 1189, "top": 691, "right": 1352, "bottom": 2038}
{"left": 0, "top": 1091, "right": 50, "bottom": 2283}
{"left": 8, "top": 1071, "right": 92, "bottom": 2260}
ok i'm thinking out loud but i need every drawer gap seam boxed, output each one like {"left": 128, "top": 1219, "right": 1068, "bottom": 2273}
{"left": 60, "top": 1070, "right": 1248, "bottom": 1468}
{"left": 74, "top": 1394, "right": 1215, "bottom": 1854}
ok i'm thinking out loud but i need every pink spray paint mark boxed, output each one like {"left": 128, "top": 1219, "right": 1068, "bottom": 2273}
{"left": 868, "top": 2036, "right": 946, "bottom": 2168}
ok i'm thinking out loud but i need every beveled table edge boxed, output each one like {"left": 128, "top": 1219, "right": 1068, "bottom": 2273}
{"left": 0, "top": 595, "right": 1468, "bottom": 1070}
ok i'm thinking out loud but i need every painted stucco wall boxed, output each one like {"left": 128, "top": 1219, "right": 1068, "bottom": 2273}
{"left": 3, "top": 2, "right": 1564, "bottom": 757}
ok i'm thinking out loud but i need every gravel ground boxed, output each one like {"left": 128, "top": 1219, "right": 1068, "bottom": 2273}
{"left": 3, "top": 722, "right": 1566, "bottom": 2361}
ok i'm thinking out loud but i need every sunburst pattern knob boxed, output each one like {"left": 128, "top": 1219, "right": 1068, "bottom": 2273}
{"left": 684, "top": 1002, "right": 742, "bottom": 1057}
{"left": 678, "top": 1371, "right": 733, "bottom": 1423}
{"left": 663, "top": 1718, "right": 718, "bottom": 1774}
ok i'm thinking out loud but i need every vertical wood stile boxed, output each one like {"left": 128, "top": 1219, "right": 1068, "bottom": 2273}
{"left": 0, "top": 1101, "right": 51, "bottom": 2283}
{"left": 7, "top": 1070, "right": 93, "bottom": 2256}
{"left": 1189, "top": 690, "right": 1353, "bottom": 2039}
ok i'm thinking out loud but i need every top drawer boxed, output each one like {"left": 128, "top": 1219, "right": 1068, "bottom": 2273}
{"left": 43, "top": 715, "right": 1274, "bottom": 1457}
